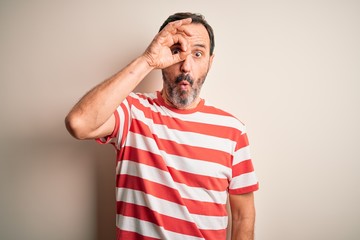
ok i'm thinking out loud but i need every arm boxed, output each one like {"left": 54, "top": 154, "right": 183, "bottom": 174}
{"left": 229, "top": 192, "right": 256, "bottom": 240}
{"left": 65, "top": 57, "right": 152, "bottom": 140}
{"left": 65, "top": 18, "right": 193, "bottom": 140}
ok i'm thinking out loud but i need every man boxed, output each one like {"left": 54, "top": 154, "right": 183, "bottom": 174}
{"left": 65, "top": 12, "right": 259, "bottom": 240}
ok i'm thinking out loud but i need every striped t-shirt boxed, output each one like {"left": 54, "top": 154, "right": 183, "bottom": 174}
{"left": 98, "top": 91, "right": 259, "bottom": 240}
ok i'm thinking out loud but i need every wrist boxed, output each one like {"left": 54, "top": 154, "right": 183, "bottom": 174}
{"left": 140, "top": 52, "right": 157, "bottom": 70}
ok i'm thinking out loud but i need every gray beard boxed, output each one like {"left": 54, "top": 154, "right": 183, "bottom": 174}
{"left": 168, "top": 87, "right": 198, "bottom": 108}
{"left": 164, "top": 73, "right": 204, "bottom": 109}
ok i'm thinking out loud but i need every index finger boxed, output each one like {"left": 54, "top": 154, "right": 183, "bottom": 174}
{"left": 163, "top": 18, "right": 193, "bottom": 36}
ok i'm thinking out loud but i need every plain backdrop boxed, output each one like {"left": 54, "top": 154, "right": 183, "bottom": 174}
{"left": 1, "top": 0, "right": 359, "bottom": 239}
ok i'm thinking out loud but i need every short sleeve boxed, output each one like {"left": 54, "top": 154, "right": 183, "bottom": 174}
{"left": 229, "top": 130, "right": 259, "bottom": 194}
{"left": 95, "top": 95, "right": 133, "bottom": 149}
{"left": 96, "top": 110, "right": 120, "bottom": 145}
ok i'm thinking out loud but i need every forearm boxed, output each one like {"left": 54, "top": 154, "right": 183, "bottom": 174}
{"left": 231, "top": 215, "right": 255, "bottom": 240}
{"left": 65, "top": 56, "right": 153, "bottom": 139}
{"left": 229, "top": 193, "right": 256, "bottom": 240}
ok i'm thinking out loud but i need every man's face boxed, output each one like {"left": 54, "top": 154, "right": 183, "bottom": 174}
{"left": 162, "top": 23, "right": 214, "bottom": 109}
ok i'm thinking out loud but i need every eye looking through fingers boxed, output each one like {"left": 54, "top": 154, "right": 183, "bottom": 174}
{"left": 171, "top": 47, "right": 181, "bottom": 55}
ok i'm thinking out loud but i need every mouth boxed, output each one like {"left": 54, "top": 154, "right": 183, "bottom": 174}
{"left": 178, "top": 80, "right": 190, "bottom": 90}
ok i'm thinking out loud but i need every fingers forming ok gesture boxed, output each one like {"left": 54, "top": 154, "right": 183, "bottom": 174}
{"left": 143, "top": 18, "right": 193, "bottom": 69}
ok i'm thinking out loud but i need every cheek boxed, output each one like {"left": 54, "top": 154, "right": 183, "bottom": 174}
{"left": 195, "top": 64, "right": 210, "bottom": 81}
{"left": 164, "top": 62, "right": 180, "bottom": 72}
{"left": 195, "top": 59, "right": 210, "bottom": 72}
{"left": 163, "top": 66, "right": 177, "bottom": 78}
{"left": 162, "top": 69, "right": 172, "bottom": 81}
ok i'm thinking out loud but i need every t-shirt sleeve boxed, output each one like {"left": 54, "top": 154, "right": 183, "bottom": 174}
{"left": 95, "top": 95, "right": 133, "bottom": 150}
{"left": 229, "top": 129, "right": 259, "bottom": 194}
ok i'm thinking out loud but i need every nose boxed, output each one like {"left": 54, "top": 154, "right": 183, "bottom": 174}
{"left": 180, "top": 55, "right": 192, "bottom": 73}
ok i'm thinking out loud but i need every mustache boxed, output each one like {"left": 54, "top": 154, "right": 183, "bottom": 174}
{"left": 175, "top": 74, "right": 194, "bottom": 85}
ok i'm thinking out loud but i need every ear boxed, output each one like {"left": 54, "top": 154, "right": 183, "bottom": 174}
{"left": 208, "top": 54, "right": 215, "bottom": 70}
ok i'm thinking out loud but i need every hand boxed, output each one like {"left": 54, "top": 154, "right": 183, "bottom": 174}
{"left": 142, "top": 18, "right": 193, "bottom": 69}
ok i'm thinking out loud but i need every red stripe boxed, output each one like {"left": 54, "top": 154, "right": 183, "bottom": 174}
{"left": 117, "top": 202, "right": 203, "bottom": 237}
{"left": 232, "top": 159, "right": 254, "bottom": 176}
{"left": 121, "top": 146, "right": 168, "bottom": 172}
{"left": 130, "top": 119, "right": 153, "bottom": 140}
{"left": 199, "top": 104, "right": 234, "bottom": 116}
{"left": 229, "top": 183, "right": 259, "bottom": 195}
{"left": 167, "top": 166, "right": 229, "bottom": 191}
{"left": 235, "top": 133, "right": 250, "bottom": 151}
{"left": 117, "top": 175, "right": 182, "bottom": 204}
{"left": 157, "top": 137, "right": 231, "bottom": 166}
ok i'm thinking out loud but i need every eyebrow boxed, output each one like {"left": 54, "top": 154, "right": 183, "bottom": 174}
{"left": 171, "top": 43, "right": 207, "bottom": 50}
{"left": 193, "top": 44, "right": 206, "bottom": 49}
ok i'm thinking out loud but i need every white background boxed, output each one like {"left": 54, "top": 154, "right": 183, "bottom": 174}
{"left": 1, "top": 0, "right": 359, "bottom": 239}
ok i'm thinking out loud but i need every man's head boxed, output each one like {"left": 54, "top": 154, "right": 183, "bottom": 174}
{"left": 160, "top": 12, "right": 215, "bottom": 109}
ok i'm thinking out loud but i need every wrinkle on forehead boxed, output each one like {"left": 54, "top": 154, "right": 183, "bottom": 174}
{"left": 182, "top": 24, "right": 210, "bottom": 49}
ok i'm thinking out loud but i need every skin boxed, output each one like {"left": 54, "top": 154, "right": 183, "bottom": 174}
{"left": 65, "top": 18, "right": 255, "bottom": 239}
{"left": 229, "top": 193, "right": 256, "bottom": 240}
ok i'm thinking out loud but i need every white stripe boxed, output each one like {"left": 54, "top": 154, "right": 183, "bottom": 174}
{"left": 191, "top": 213, "right": 228, "bottom": 230}
{"left": 116, "top": 160, "right": 174, "bottom": 189}
{"left": 117, "top": 215, "right": 205, "bottom": 240}
{"left": 116, "top": 187, "right": 227, "bottom": 232}
{"left": 162, "top": 152, "right": 231, "bottom": 179}
{"left": 116, "top": 160, "right": 228, "bottom": 204}
{"left": 126, "top": 132, "right": 232, "bottom": 179}
{"left": 131, "top": 105, "right": 236, "bottom": 153}
{"left": 229, "top": 172, "right": 258, "bottom": 189}
{"left": 126, "top": 132, "right": 162, "bottom": 155}
{"left": 175, "top": 181, "right": 227, "bottom": 204}
{"left": 232, "top": 146, "right": 251, "bottom": 165}
{"left": 165, "top": 110, "right": 246, "bottom": 132}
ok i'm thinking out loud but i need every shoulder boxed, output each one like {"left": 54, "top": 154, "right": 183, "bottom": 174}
{"left": 201, "top": 101, "right": 247, "bottom": 134}
{"left": 125, "top": 92, "right": 158, "bottom": 106}
{"left": 128, "top": 92, "right": 157, "bottom": 101}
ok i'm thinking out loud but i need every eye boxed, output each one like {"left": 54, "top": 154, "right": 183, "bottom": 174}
{"left": 194, "top": 51, "right": 202, "bottom": 58}
{"left": 171, "top": 48, "right": 181, "bottom": 55}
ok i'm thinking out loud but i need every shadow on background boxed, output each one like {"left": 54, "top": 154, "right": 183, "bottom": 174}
{"left": 93, "top": 72, "right": 163, "bottom": 239}
{"left": 93, "top": 143, "right": 116, "bottom": 240}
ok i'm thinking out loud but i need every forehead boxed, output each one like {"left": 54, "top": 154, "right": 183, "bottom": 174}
{"left": 182, "top": 23, "right": 210, "bottom": 49}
